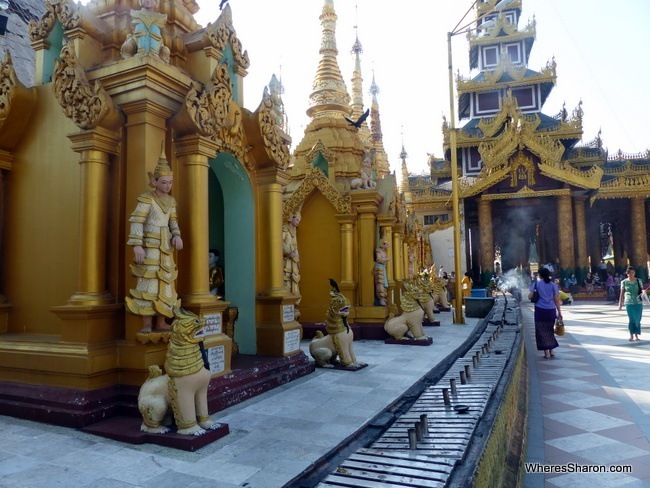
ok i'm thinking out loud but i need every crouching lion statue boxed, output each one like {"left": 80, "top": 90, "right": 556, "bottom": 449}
{"left": 138, "top": 307, "right": 219, "bottom": 436}
{"left": 384, "top": 280, "right": 430, "bottom": 341}
{"left": 309, "top": 279, "right": 366, "bottom": 369}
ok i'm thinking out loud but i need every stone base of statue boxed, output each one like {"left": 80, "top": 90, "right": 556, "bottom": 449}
{"left": 384, "top": 336, "right": 433, "bottom": 346}
{"left": 423, "top": 318, "right": 441, "bottom": 326}
{"left": 313, "top": 360, "right": 368, "bottom": 371}
{"left": 83, "top": 416, "right": 229, "bottom": 452}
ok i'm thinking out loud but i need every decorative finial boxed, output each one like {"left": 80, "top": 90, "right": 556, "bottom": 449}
{"left": 149, "top": 142, "right": 173, "bottom": 183}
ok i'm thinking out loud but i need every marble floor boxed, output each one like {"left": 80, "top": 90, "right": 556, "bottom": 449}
{"left": 523, "top": 301, "right": 650, "bottom": 488}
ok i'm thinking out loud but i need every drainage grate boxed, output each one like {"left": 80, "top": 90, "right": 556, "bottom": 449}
{"left": 317, "top": 303, "right": 520, "bottom": 488}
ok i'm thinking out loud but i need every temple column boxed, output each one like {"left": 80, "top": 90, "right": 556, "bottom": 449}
{"left": 257, "top": 168, "right": 289, "bottom": 296}
{"left": 630, "top": 197, "right": 648, "bottom": 268}
{"left": 557, "top": 193, "right": 575, "bottom": 270}
{"left": 392, "top": 224, "right": 404, "bottom": 282}
{"left": 0, "top": 152, "right": 12, "bottom": 332}
{"left": 350, "top": 191, "right": 384, "bottom": 323}
{"left": 336, "top": 214, "right": 356, "bottom": 305}
{"left": 478, "top": 197, "right": 494, "bottom": 272}
{"left": 173, "top": 135, "right": 232, "bottom": 375}
{"left": 556, "top": 192, "right": 575, "bottom": 269}
{"left": 66, "top": 129, "right": 119, "bottom": 305}
{"left": 51, "top": 128, "right": 122, "bottom": 344}
{"left": 256, "top": 167, "right": 301, "bottom": 356}
{"left": 174, "top": 135, "right": 220, "bottom": 304}
{"left": 574, "top": 196, "right": 589, "bottom": 269}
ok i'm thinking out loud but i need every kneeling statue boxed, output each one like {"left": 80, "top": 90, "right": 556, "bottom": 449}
{"left": 138, "top": 307, "right": 219, "bottom": 436}
{"left": 309, "top": 279, "right": 366, "bottom": 369}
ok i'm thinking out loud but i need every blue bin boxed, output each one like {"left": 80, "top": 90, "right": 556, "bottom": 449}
{"left": 470, "top": 288, "right": 487, "bottom": 298}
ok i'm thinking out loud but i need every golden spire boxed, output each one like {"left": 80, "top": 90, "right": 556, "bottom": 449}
{"left": 369, "top": 71, "right": 390, "bottom": 178}
{"left": 307, "top": 0, "right": 351, "bottom": 119}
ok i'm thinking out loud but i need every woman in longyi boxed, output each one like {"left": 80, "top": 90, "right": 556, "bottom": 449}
{"left": 125, "top": 149, "right": 183, "bottom": 333}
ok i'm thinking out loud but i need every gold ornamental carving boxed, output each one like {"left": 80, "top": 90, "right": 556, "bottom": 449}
{"left": 28, "top": 0, "right": 81, "bottom": 42}
{"left": 204, "top": 6, "right": 250, "bottom": 70}
{"left": 510, "top": 150, "right": 535, "bottom": 187}
{"left": 52, "top": 43, "right": 118, "bottom": 130}
{"left": 304, "top": 140, "right": 335, "bottom": 169}
{"left": 258, "top": 78, "right": 291, "bottom": 169}
{"left": 591, "top": 175, "right": 650, "bottom": 203}
{"left": 28, "top": 0, "right": 57, "bottom": 41}
{"left": 459, "top": 166, "right": 511, "bottom": 198}
{"left": 482, "top": 186, "right": 570, "bottom": 201}
{"left": 283, "top": 168, "right": 352, "bottom": 222}
{"left": 424, "top": 220, "right": 454, "bottom": 234}
{"left": 537, "top": 158, "right": 603, "bottom": 190}
{"left": 457, "top": 58, "right": 555, "bottom": 94}
{"left": 410, "top": 188, "right": 453, "bottom": 203}
{"left": 181, "top": 61, "right": 248, "bottom": 166}
{"left": 0, "top": 53, "right": 18, "bottom": 128}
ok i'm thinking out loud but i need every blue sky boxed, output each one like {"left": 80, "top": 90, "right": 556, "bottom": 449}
{"left": 193, "top": 1, "right": 649, "bottom": 175}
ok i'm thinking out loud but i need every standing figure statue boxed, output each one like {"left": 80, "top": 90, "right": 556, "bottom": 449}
{"left": 373, "top": 239, "right": 390, "bottom": 306}
{"left": 126, "top": 148, "right": 183, "bottom": 333}
{"left": 121, "top": 0, "right": 171, "bottom": 63}
{"left": 282, "top": 211, "right": 301, "bottom": 318}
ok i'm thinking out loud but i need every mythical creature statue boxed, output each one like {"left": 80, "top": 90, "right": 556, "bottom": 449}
{"left": 421, "top": 274, "right": 450, "bottom": 310}
{"left": 350, "top": 148, "right": 377, "bottom": 190}
{"left": 415, "top": 278, "right": 440, "bottom": 323}
{"left": 384, "top": 281, "right": 430, "bottom": 341}
{"left": 138, "top": 307, "right": 219, "bottom": 436}
{"left": 309, "top": 279, "right": 364, "bottom": 368}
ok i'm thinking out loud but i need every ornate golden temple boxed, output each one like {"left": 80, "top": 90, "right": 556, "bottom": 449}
{"left": 0, "top": 0, "right": 410, "bottom": 426}
{"left": 404, "top": 0, "right": 649, "bottom": 284}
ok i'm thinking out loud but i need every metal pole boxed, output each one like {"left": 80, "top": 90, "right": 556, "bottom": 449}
{"left": 448, "top": 31, "right": 465, "bottom": 325}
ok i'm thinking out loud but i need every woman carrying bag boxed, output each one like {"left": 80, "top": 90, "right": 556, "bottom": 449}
{"left": 529, "top": 267, "right": 562, "bottom": 359}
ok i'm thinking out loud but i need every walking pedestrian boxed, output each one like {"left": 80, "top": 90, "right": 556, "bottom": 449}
{"left": 529, "top": 267, "right": 562, "bottom": 358}
{"left": 618, "top": 266, "right": 644, "bottom": 341}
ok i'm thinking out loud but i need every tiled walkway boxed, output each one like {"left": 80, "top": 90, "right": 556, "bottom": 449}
{"left": 0, "top": 314, "right": 478, "bottom": 488}
{"left": 523, "top": 301, "right": 650, "bottom": 487}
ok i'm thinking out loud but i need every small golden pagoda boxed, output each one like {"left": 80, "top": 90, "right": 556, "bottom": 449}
{"left": 284, "top": 0, "right": 408, "bottom": 329}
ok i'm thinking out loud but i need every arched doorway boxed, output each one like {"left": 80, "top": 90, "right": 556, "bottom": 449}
{"left": 209, "top": 153, "right": 256, "bottom": 354}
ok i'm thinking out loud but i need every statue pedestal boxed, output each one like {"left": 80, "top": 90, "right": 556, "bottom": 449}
{"left": 384, "top": 337, "right": 433, "bottom": 346}
{"left": 185, "top": 300, "right": 232, "bottom": 378}
{"left": 256, "top": 295, "right": 302, "bottom": 356}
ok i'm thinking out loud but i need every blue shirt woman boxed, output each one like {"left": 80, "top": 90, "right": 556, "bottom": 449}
{"left": 529, "top": 268, "right": 562, "bottom": 358}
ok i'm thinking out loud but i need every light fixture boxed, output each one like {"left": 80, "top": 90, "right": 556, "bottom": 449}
{"left": 0, "top": 1, "right": 8, "bottom": 11}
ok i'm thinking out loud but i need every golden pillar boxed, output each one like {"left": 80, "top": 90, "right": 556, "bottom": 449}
{"left": 51, "top": 128, "right": 122, "bottom": 346}
{"left": 256, "top": 167, "right": 301, "bottom": 356}
{"left": 574, "top": 196, "right": 589, "bottom": 269}
{"left": 351, "top": 191, "right": 384, "bottom": 322}
{"left": 66, "top": 129, "right": 120, "bottom": 305}
{"left": 337, "top": 213, "right": 357, "bottom": 305}
{"left": 257, "top": 167, "right": 289, "bottom": 296}
{"left": 173, "top": 135, "right": 232, "bottom": 375}
{"left": 630, "top": 197, "right": 648, "bottom": 267}
{"left": 174, "top": 135, "right": 219, "bottom": 305}
{"left": 0, "top": 152, "right": 12, "bottom": 332}
{"left": 478, "top": 198, "right": 494, "bottom": 272}
{"left": 392, "top": 224, "right": 404, "bottom": 282}
{"left": 557, "top": 193, "right": 575, "bottom": 269}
